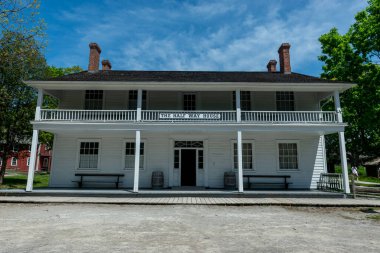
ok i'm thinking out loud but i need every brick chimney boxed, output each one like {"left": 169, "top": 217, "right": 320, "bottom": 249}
{"left": 101, "top": 60, "right": 112, "bottom": 70}
{"left": 266, "top": 60, "right": 277, "bottom": 72}
{"left": 88, "top": 42, "right": 101, "bottom": 72}
{"left": 278, "top": 43, "right": 291, "bottom": 74}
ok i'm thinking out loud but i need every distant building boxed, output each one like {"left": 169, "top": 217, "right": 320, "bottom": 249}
{"left": 0, "top": 144, "right": 51, "bottom": 172}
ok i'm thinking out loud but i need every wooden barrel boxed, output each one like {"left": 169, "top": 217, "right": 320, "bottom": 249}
{"left": 224, "top": 171, "right": 236, "bottom": 190}
{"left": 151, "top": 171, "right": 164, "bottom": 189}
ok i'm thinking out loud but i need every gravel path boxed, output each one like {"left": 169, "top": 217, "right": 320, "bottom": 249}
{"left": 0, "top": 204, "right": 379, "bottom": 253}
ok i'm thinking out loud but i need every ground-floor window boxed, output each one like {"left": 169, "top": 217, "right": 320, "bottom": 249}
{"left": 125, "top": 142, "right": 144, "bottom": 169}
{"left": 233, "top": 142, "right": 254, "bottom": 170}
{"left": 27, "top": 157, "right": 30, "bottom": 166}
{"left": 78, "top": 141, "right": 99, "bottom": 169}
{"left": 42, "top": 158, "right": 49, "bottom": 168}
{"left": 278, "top": 142, "right": 299, "bottom": 170}
{"left": 11, "top": 157, "right": 17, "bottom": 166}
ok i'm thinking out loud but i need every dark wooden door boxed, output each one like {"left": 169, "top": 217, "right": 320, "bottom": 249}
{"left": 181, "top": 149, "right": 196, "bottom": 186}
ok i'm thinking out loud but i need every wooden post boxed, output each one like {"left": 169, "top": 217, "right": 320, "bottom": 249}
{"left": 236, "top": 89, "right": 241, "bottom": 122}
{"left": 136, "top": 89, "right": 142, "bottom": 121}
{"left": 237, "top": 130, "right": 243, "bottom": 193}
{"left": 26, "top": 88, "right": 43, "bottom": 192}
{"left": 334, "top": 91, "right": 350, "bottom": 194}
{"left": 133, "top": 130, "right": 141, "bottom": 193}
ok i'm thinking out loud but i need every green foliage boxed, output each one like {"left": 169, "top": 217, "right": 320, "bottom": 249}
{"left": 0, "top": 0, "right": 45, "bottom": 184}
{"left": 319, "top": 0, "right": 380, "bottom": 165}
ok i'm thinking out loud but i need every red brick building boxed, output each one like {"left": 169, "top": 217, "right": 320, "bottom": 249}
{"left": 0, "top": 144, "right": 51, "bottom": 172}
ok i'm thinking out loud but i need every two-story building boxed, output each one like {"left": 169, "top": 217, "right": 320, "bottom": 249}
{"left": 25, "top": 42, "right": 353, "bottom": 193}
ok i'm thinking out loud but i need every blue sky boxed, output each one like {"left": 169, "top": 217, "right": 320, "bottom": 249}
{"left": 40, "top": 0, "right": 367, "bottom": 76}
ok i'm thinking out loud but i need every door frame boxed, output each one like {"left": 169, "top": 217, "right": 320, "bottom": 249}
{"left": 180, "top": 148, "right": 197, "bottom": 186}
{"left": 170, "top": 139, "right": 208, "bottom": 187}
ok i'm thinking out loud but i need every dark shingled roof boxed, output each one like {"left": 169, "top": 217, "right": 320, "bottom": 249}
{"left": 43, "top": 70, "right": 341, "bottom": 83}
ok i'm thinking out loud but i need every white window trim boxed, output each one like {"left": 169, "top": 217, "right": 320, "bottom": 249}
{"left": 11, "top": 157, "right": 17, "bottom": 166}
{"left": 276, "top": 140, "right": 300, "bottom": 172}
{"left": 182, "top": 92, "right": 198, "bottom": 110}
{"left": 231, "top": 140, "right": 256, "bottom": 171}
{"left": 84, "top": 90, "right": 105, "bottom": 110}
{"left": 122, "top": 139, "right": 147, "bottom": 170}
{"left": 275, "top": 91, "right": 296, "bottom": 111}
{"left": 27, "top": 157, "right": 30, "bottom": 166}
{"left": 76, "top": 139, "right": 101, "bottom": 171}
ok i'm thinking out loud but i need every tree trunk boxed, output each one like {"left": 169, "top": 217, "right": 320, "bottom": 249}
{"left": 0, "top": 152, "right": 8, "bottom": 185}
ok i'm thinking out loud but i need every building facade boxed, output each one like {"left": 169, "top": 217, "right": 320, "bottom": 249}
{"left": 25, "top": 42, "right": 353, "bottom": 193}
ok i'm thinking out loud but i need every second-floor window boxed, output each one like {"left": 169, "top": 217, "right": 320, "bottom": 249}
{"left": 183, "top": 93, "right": 196, "bottom": 111}
{"left": 128, "top": 90, "right": 147, "bottom": 110}
{"left": 276, "top": 91, "right": 295, "bottom": 111}
{"left": 85, "top": 90, "right": 103, "bottom": 110}
{"left": 233, "top": 91, "right": 251, "bottom": 111}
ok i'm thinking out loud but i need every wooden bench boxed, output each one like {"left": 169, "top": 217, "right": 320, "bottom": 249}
{"left": 73, "top": 173, "right": 124, "bottom": 189}
{"left": 243, "top": 175, "right": 291, "bottom": 190}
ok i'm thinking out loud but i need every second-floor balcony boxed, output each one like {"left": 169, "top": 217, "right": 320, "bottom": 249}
{"left": 39, "top": 109, "right": 339, "bottom": 124}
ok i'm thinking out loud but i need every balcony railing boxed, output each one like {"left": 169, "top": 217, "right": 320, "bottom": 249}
{"left": 39, "top": 109, "right": 338, "bottom": 124}
{"left": 40, "top": 109, "right": 136, "bottom": 121}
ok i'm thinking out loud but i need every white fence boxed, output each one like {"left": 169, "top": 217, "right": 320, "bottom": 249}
{"left": 40, "top": 109, "right": 136, "bottom": 121}
{"left": 40, "top": 109, "right": 338, "bottom": 124}
{"left": 241, "top": 111, "right": 338, "bottom": 123}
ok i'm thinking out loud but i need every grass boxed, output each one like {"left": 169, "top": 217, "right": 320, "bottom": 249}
{"left": 0, "top": 172, "right": 50, "bottom": 189}
{"left": 334, "top": 165, "right": 380, "bottom": 184}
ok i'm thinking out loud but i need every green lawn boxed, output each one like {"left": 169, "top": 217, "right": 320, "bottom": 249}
{"left": 334, "top": 166, "right": 380, "bottom": 184}
{"left": 0, "top": 172, "right": 50, "bottom": 189}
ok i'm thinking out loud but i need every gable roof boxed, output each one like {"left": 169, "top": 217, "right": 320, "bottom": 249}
{"left": 42, "top": 70, "right": 342, "bottom": 83}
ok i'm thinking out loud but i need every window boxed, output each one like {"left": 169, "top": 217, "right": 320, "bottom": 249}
{"left": 42, "top": 158, "right": 49, "bottom": 168}
{"left": 183, "top": 94, "right": 196, "bottom": 111}
{"left": 128, "top": 90, "right": 147, "bottom": 110}
{"left": 12, "top": 145, "right": 19, "bottom": 152}
{"left": 79, "top": 142, "right": 99, "bottom": 169}
{"left": 276, "top": 91, "right": 295, "bottom": 111}
{"left": 27, "top": 157, "right": 30, "bottom": 166}
{"left": 11, "top": 157, "right": 17, "bottom": 166}
{"left": 233, "top": 143, "right": 253, "bottom": 169}
{"left": 125, "top": 142, "right": 144, "bottom": 169}
{"left": 233, "top": 91, "right": 251, "bottom": 111}
{"left": 85, "top": 90, "right": 103, "bottom": 110}
{"left": 0, "top": 157, "right": 2, "bottom": 166}
{"left": 278, "top": 143, "right": 299, "bottom": 170}
{"left": 174, "top": 141, "right": 203, "bottom": 148}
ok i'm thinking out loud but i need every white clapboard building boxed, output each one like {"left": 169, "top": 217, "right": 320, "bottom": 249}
{"left": 25, "top": 42, "right": 353, "bottom": 193}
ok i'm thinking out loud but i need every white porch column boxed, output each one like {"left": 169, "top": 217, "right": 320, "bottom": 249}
{"left": 133, "top": 130, "right": 141, "bottom": 193}
{"left": 136, "top": 88, "right": 142, "bottom": 121}
{"left": 334, "top": 91, "right": 350, "bottom": 194}
{"left": 26, "top": 88, "right": 43, "bottom": 192}
{"left": 237, "top": 130, "right": 244, "bottom": 193}
{"left": 235, "top": 89, "right": 241, "bottom": 122}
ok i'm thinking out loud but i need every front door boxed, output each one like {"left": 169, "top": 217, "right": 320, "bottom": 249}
{"left": 181, "top": 149, "right": 196, "bottom": 186}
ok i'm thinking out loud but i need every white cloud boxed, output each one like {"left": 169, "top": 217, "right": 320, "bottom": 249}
{"left": 48, "top": 0, "right": 368, "bottom": 75}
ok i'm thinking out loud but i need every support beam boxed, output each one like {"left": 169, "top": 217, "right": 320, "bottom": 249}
{"left": 334, "top": 91, "right": 350, "bottom": 194}
{"left": 26, "top": 88, "right": 43, "bottom": 192}
{"left": 235, "top": 89, "right": 241, "bottom": 122}
{"left": 136, "top": 89, "right": 142, "bottom": 121}
{"left": 237, "top": 130, "right": 243, "bottom": 193}
{"left": 133, "top": 130, "right": 141, "bottom": 193}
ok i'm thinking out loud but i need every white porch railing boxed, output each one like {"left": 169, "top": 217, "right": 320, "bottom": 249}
{"left": 141, "top": 110, "right": 237, "bottom": 122}
{"left": 40, "top": 109, "right": 136, "bottom": 121}
{"left": 39, "top": 109, "right": 338, "bottom": 124}
{"left": 241, "top": 111, "right": 338, "bottom": 123}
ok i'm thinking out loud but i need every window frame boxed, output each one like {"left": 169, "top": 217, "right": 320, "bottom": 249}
{"left": 275, "top": 91, "right": 295, "bottom": 111}
{"left": 232, "top": 91, "right": 252, "bottom": 111}
{"left": 231, "top": 140, "right": 256, "bottom": 171}
{"left": 182, "top": 93, "right": 197, "bottom": 111}
{"left": 76, "top": 139, "right": 101, "bottom": 171}
{"left": 123, "top": 139, "right": 146, "bottom": 170}
{"left": 128, "top": 90, "right": 147, "bottom": 110}
{"left": 42, "top": 158, "right": 49, "bottom": 168}
{"left": 11, "top": 157, "right": 17, "bottom": 166}
{"left": 84, "top": 90, "right": 104, "bottom": 110}
{"left": 276, "top": 140, "right": 300, "bottom": 171}
{"left": 27, "top": 157, "right": 30, "bottom": 166}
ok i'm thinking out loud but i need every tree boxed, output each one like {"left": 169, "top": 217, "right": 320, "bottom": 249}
{"left": 319, "top": 0, "right": 380, "bottom": 165}
{"left": 39, "top": 66, "right": 83, "bottom": 148}
{"left": 0, "top": 0, "right": 45, "bottom": 184}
